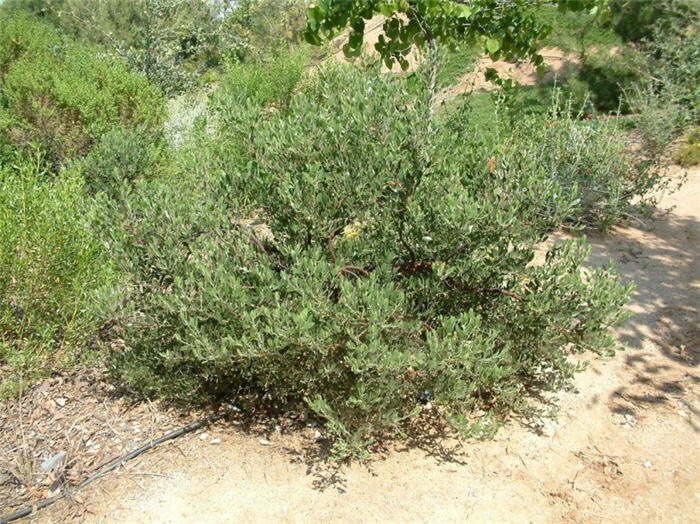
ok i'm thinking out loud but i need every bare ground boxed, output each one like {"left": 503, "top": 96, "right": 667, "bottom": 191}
{"left": 5, "top": 165, "right": 692, "bottom": 523}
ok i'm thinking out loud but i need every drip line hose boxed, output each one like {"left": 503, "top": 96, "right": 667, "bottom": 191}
{"left": 1, "top": 411, "right": 227, "bottom": 523}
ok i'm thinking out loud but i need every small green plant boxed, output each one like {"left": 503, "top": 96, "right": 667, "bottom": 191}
{"left": 0, "top": 151, "right": 113, "bottom": 396}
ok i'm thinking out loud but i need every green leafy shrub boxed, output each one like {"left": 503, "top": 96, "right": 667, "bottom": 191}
{"left": 0, "top": 14, "right": 166, "bottom": 169}
{"left": 217, "top": 0, "right": 308, "bottom": 63}
{"left": 645, "top": 14, "right": 700, "bottom": 126}
{"left": 214, "top": 49, "right": 307, "bottom": 110}
{"left": 75, "top": 125, "right": 168, "bottom": 196}
{"left": 0, "top": 0, "right": 227, "bottom": 96}
{"left": 97, "top": 64, "right": 632, "bottom": 457}
{"left": 624, "top": 4, "right": 699, "bottom": 155}
{"left": 0, "top": 152, "right": 113, "bottom": 396}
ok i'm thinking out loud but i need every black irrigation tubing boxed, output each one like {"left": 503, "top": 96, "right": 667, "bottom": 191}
{"left": 0, "top": 411, "right": 228, "bottom": 524}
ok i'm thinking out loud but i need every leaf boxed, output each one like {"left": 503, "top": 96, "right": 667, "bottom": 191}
{"left": 304, "top": 31, "right": 322, "bottom": 46}
{"left": 306, "top": 6, "right": 322, "bottom": 31}
{"left": 378, "top": 1, "right": 397, "bottom": 17}
{"left": 485, "top": 38, "right": 500, "bottom": 55}
{"left": 454, "top": 3, "right": 472, "bottom": 19}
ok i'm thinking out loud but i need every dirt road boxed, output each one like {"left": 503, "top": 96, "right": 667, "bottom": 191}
{"left": 35, "top": 167, "right": 699, "bottom": 523}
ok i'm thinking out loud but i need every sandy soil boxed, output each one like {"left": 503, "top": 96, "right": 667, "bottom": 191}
{"left": 21, "top": 166, "right": 698, "bottom": 523}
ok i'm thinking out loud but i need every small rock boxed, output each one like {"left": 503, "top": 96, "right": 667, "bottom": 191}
{"left": 624, "top": 413, "right": 637, "bottom": 427}
{"left": 313, "top": 430, "right": 323, "bottom": 442}
{"left": 677, "top": 410, "right": 688, "bottom": 417}
{"left": 259, "top": 439, "right": 271, "bottom": 446}
{"left": 643, "top": 460, "right": 653, "bottom": 469}
{"left": 199, "top": 432, "right": 209, "bottom": 441}
{"left": 210, "top": 438, "right": 221, "bottom": 445}
{"left": 55, "top": 398, "right": 67, "bottom": 407}
{"left": 40, "top": 451, "right": 67, "bottom": 472}
{"left": 423, "top": 402, "right": 433, "bottom": 412}
{"left": 274, "top": 424, "right": 282, "bottom": 433}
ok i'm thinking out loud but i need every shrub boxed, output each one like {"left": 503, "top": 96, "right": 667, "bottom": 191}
{"left": 0, "top": 152, "right": 113, "bottom": 396}
{"left": 645, "top": 14, "right": 700, "bottom": 126}
{"left": 214, "top": 49, "right": 307, "bottom": 111}
{"left": 624, "top": 4, "right": 699, "bottom": 155}
{"left": 75, "top": 125, "right": 168, "bottom": 196}
{"left": 505, "top": 94, "right": 666, "bottom": 229}
{"left": 0, "top": 14, "right": 166, "bottom": 169}
{"left": 97, "top": 64, "right": 631, "bottom": 457}
{"left": 0, "top": 0, "right": 226, "bottom": 96}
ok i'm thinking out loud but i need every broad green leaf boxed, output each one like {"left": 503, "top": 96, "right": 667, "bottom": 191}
{"left": 486, "top": 38, "right": 500, "bottom": 54}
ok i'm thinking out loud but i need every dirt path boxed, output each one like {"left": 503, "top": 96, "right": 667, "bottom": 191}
{"left": 33, "top": 167, "right": 699, "bottom": 523}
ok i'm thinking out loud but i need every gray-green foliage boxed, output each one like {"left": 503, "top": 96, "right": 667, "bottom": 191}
{"left": 502, "top": 94, "right": 665, "bottom": 229}
{"left": 75, "top": 125, "right": 167, "bottom": 196}
{"left": 97, "top": 63, "right": 632, "bottom": 457}
{"left": 622, "top": 1, "right": 700, "bottom": 156}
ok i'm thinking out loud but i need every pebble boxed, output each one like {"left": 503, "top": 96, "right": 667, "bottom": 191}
{"left": 313, "top": 430, "right": 323, "bottom": 442}
{"left": 259, "top": 439, "right": 271, "bottom": 446}
{"left": 210, "top": 438, "right": 221, "bottom": 445}
{"left": 643, "top": 460, "right": 653, "bottom": 468}
{"left": 55, "top": 398, "right": 67, "bottom": 407}
{"left": 199, "top": 432, "right": 209, "bottom": 441}
{"left": 41, "top": 450, "right": 67, "bottom": 472}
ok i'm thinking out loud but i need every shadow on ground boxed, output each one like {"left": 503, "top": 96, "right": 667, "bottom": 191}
{"left": 584, "top": 207, "right": 699, "bottom": 432}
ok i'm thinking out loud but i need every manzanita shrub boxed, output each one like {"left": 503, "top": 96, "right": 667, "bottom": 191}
{"left": 97, "top": 62, "right": 632, "bottom": 458}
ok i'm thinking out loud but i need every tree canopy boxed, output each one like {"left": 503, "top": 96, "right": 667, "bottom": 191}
{"left": 305, "top": 0, "right": 610, "bottom": 71}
